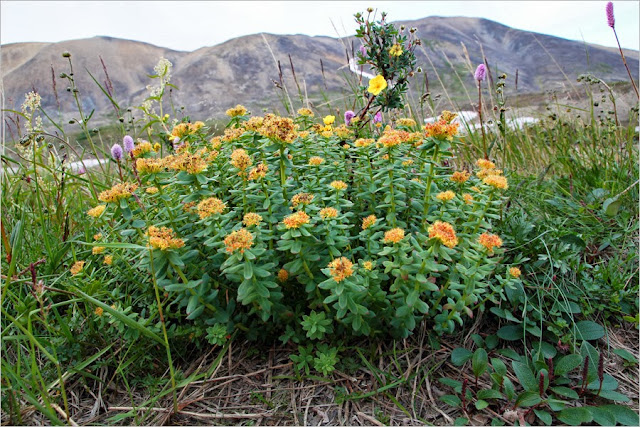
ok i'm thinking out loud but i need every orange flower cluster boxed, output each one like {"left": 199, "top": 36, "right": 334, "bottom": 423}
{"left": 319, "top": 207, "right": 338, "bottom": 219}
{"left": 197, "top": 197, "right": 226, "bottom": 219}
{"left": 483, "top": 174, "right": 508, "bottom": 190}
{"left": 423, "top": 119, "right": 459, "bottom": 141}
{"left": 223, "top": 228, "right": 254, "bottom": 254}
{"left": 259, "top": 114, "right": 298, "bottom": 143}
{"left": 283, "top": 211, "right": 310, "bottom": 229}
{"left": 297, "top": 108, "right": 314, "bottom": 117}
{"left": 509, "top": 267, "right": 522, "bottom": 278}
{"left": 378, "top": 128, "right": 412, "bottom": 148}
{"left": 164, "top": 151, "right": 208, "bottom": 174}
{"left": 478, "top": 233, "right": 503, "bottom": 253}
{"left": 330, "top": 180, "right": 348, "bottom": 191}
{"left": 428, "top": 221, "right": 459, "bottom": 248}
{"left": 277, "top": 268, "right": 289, "bottom": 282}
{"left": 248, "top": 163, "right": 268, "bottom": 180}
{"left": 328, "top": 257, "right": 354, "bottom": 282}
{"left": 136, "top": 158, "right": 165, "bottom": 174}
{"left": 98, "top": 183, "right": 138, "bottom": 203}
{"left": 132, "top": 141, "right": 153, "bottom": 157}
{"left": 230, "top": 148, "right": 252, "bottom": 172}
{"left": 70, "top": 261, "right": 85, "bottom": 276}
{"left": 147, "top": 226, "right": 185, "bottom": 251}
{"left": 243, "top": 116, "right": 264, "bottom": 132}
{"left": 383, "top": 228, "right": 406, "bottom": 244}
{"left": 291, "top": 192, "right": 314, "bottom": 208}
{"left": 354, "top": 138, "right": 375, "bottom": 147}
{"left": 451, "top": 171, "right": 470, "bottom": 184}
{"left": 226, "top": 104, "right": 247, "bottom": 117}
{"left": 242, "top": 213, "right": 263, "bottom": 227}
{"left": 436, "top": 191, "right": 456, "bottom": 202}
{"left": 87, "top": 205, "right": 106, "bottom": 218}
{"left": 170, "top": 121, "right": 204, "bottom": 139}
{"left": 362, "top": 215, "right": 377, "bottom": 230}
{"left": 308, "top": 156, "right": 325, "bottom": 166}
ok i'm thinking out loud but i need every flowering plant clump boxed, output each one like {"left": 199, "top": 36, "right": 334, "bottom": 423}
{"left": 76, "top": 101, "right": 519, "bottom": 341}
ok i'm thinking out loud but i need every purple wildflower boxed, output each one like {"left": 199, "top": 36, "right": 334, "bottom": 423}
{"left": 373, "top": 111, "right": 382, "bottom": 123}
{"left": 474, "top": 64, "right": 486, "bottom": 82}
{"left": 606, "top": 2, "right": 615, "bottom": 28}
{"left": 123, "top": 135, "right": 135, "bottom": 153}
{"left": 111, "top": 144, "right": 123, "bottom": 161}
{"left": 77, "top": 167, "right": 86, "bottom": 175}
{"left": 359, "top": 45, "right": 366, "bottom": 56}
{"left": 344, "top": 110, "right": 355, "bottom": 125}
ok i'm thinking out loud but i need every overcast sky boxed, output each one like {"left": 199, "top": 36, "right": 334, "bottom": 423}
{"left": 1, "top": 1, "right": 639, "bottom": 51}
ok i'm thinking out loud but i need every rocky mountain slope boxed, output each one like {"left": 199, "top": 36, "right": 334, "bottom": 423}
{"left": 2, "top": 16, "right": 638, "bottom": 125}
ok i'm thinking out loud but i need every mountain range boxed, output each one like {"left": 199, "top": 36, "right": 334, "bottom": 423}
{"left": 2, "top": 16, "right": 638, "bottom": 127}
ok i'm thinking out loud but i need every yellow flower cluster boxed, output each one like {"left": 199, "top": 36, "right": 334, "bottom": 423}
{"left": 378, "top": 128, "right": 412, "bottom": 148}
{"left": 478, "top": 233, "right": 503, "bottom": 254}
{"left": 146, "top": 186, "right": 159, "bottom": 194}
{"left": 383, "top": 228, "right": 405, "bottom": 244}
{"left": 230, "top": 148, "right": 252, "bottom": 172}
{"left": 147, "top": 226, "right": 185, "bottom": 251}
{"left": 436, "top": 191, "right": 456, "bottom": 202}
{"left": 463, "top": 193, "right": 474, "bottom": 204}
{"left": 334, "top": 125, "right": 353, "bottom": 139}
{"left": 323, "top": 115, "right": 335, "bottom": 126}
{"left": 197, "top": 197, "right": 226, "bottom": 219}
{"left": 509, "top": 267, "right": 522, "bottom": 278}
{"left": 328, "top": 257, "right": 354, "bottom": 282}
{"left": 319, "top": 207, "right": 338, "bottom": 219}
{"left": 362, "top": 215, "right": 377, "bottom": 230}
{"left": 354, "top": 138, "right": 375, "bottom": 147}
{"left": 92, "top": 246, "right": 105, "bottom": 255}
{"left": 224, "top": 228, "right": 254, "bottom": 254}
{"left": 363, "top": 260, "right": 374, "bottom": 271}
{"left": 396, "top": 118, "right": 416, "bottom": 127}
{"left": 308, "top": 156, "right": 325, "bottom": 166}
{"left": 428, "top": 221, "right": 458, "bottom": 248}
{"left": 170, "top": 121, "right": 204, "bottom": 139}
{"left": 278, "top": 268, "right": 289, "bottom": 282}
{"left": 164, "top": 152, "right": 208, "bottom": 174}
{"left": 476, "top": 159, "right": 496, "bottom": 170}
{"left": 440, "top": 111, "right": 458, "bottom": 124}
{"left": 243, "top": 213, "right": 263, "bottom": 227}
{"left": 259, "top": 114, "right": 298, "bottom": 143}
{"left": 87, "top": 205, "right": 106, "bottom": 218}
{"left": 483, "top": 174, "right": 508, "bottom": 190}
{"left": 389, "top": 43, "right": 403, "bottom": 56}
{"left": 451, "top": 171, "right": 470, "bottom": 184}
{"left": 95, "top": 307, "right": 104, "bottom": 316}
{"left": 297, "top": 108, "right": 314, "bottom": 117}
{"left": 291, "top": 192, "right": 314, "bottom": 208}
{"left": 104, "top": 255, "right": 113, "bottom": 265}
{"left": 368, "top": 75, "right": 387, "bottom": 95}
{"left": 283, "top": 211, "right": 310, "bottom": 229}
{"left": 330, "top": 180, "right": 348, "bottom": 191}
{"left": 98, "top": 183, "right": 138, "bottom": 203}
{"left": 136, "top": 158, "right": 164, "bottom": 174}
{"left": 243, "top": 116, "right": 264, "bottom": 132}
{"left": 402, "top": 159, "right": 414, "bottom": 166}
{"left": 132, "top": 141, "right": 153, "bottom": 157}
{"left": 424, "top": 119, "right": 460, "bottom": 141}
{"left": 226, "top": 104, "right": 247, "bottom": 117}
{"left": 70, "top": 261, "right": 85, "bottom": 276}
{"left": 248, "top": 163, "right": 268, "bottom": 180}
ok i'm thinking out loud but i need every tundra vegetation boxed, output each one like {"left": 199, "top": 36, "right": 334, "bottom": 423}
{"left": 1, "top": 6, "right": 638, "bottom": 426}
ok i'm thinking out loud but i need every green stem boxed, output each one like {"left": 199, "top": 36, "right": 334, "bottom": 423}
{"left": 422, "top": 144, "right": 440, "bottom": 224}
{"left": 279, "top": 146, "right": 288, "bottom": 202}
{"left": 148, "top": 249, "right": 178, "bottom": 414}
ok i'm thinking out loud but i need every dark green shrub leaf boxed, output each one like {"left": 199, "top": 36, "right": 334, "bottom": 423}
{"left": 534, "top": 409, "right": 552, "bottom": 426}
{"left": 595, "top": 390, "right": 630, "bottom": 402}
{"left": 497, "top": 325, "right": 523, "bottom": 341}
{"left": 472, "top": 348, "right": 488, "bottom": 378}
{"left": 550, "top": 386, "right": 579, "bottom": 399}
{"left": 587, "top": 406, "right": 616, "bottom": 426}
{"left": 515, "top": 391, "right": 542, "bottom": 407}
{"left": 601, "top": 404, "right": 640, "bottom": 426}
{"left": 557, "top": 407, "right": 593, "bottom": 425}
{"left": 477, "top": 389, "right": 503, "bottom": 400}
{"left": 512, "top": 361, "right": 538, "bottom": 392}
{"left": 440, "top": 394, "right": 461, "bottom": 407}
{"left": 554, "top": 354, "right": 583, "bottom": 376}
{"left": 613, "top": 349, "right": 638, "bottom": 364}
{"left": 575, "top": 320, "right": 605, "bottom": 341}
{"left": 451, "top": 348, "right": 473, "bottom": 366}
{"left": 454, "top": 417, "right": 468, "bottom": 426}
